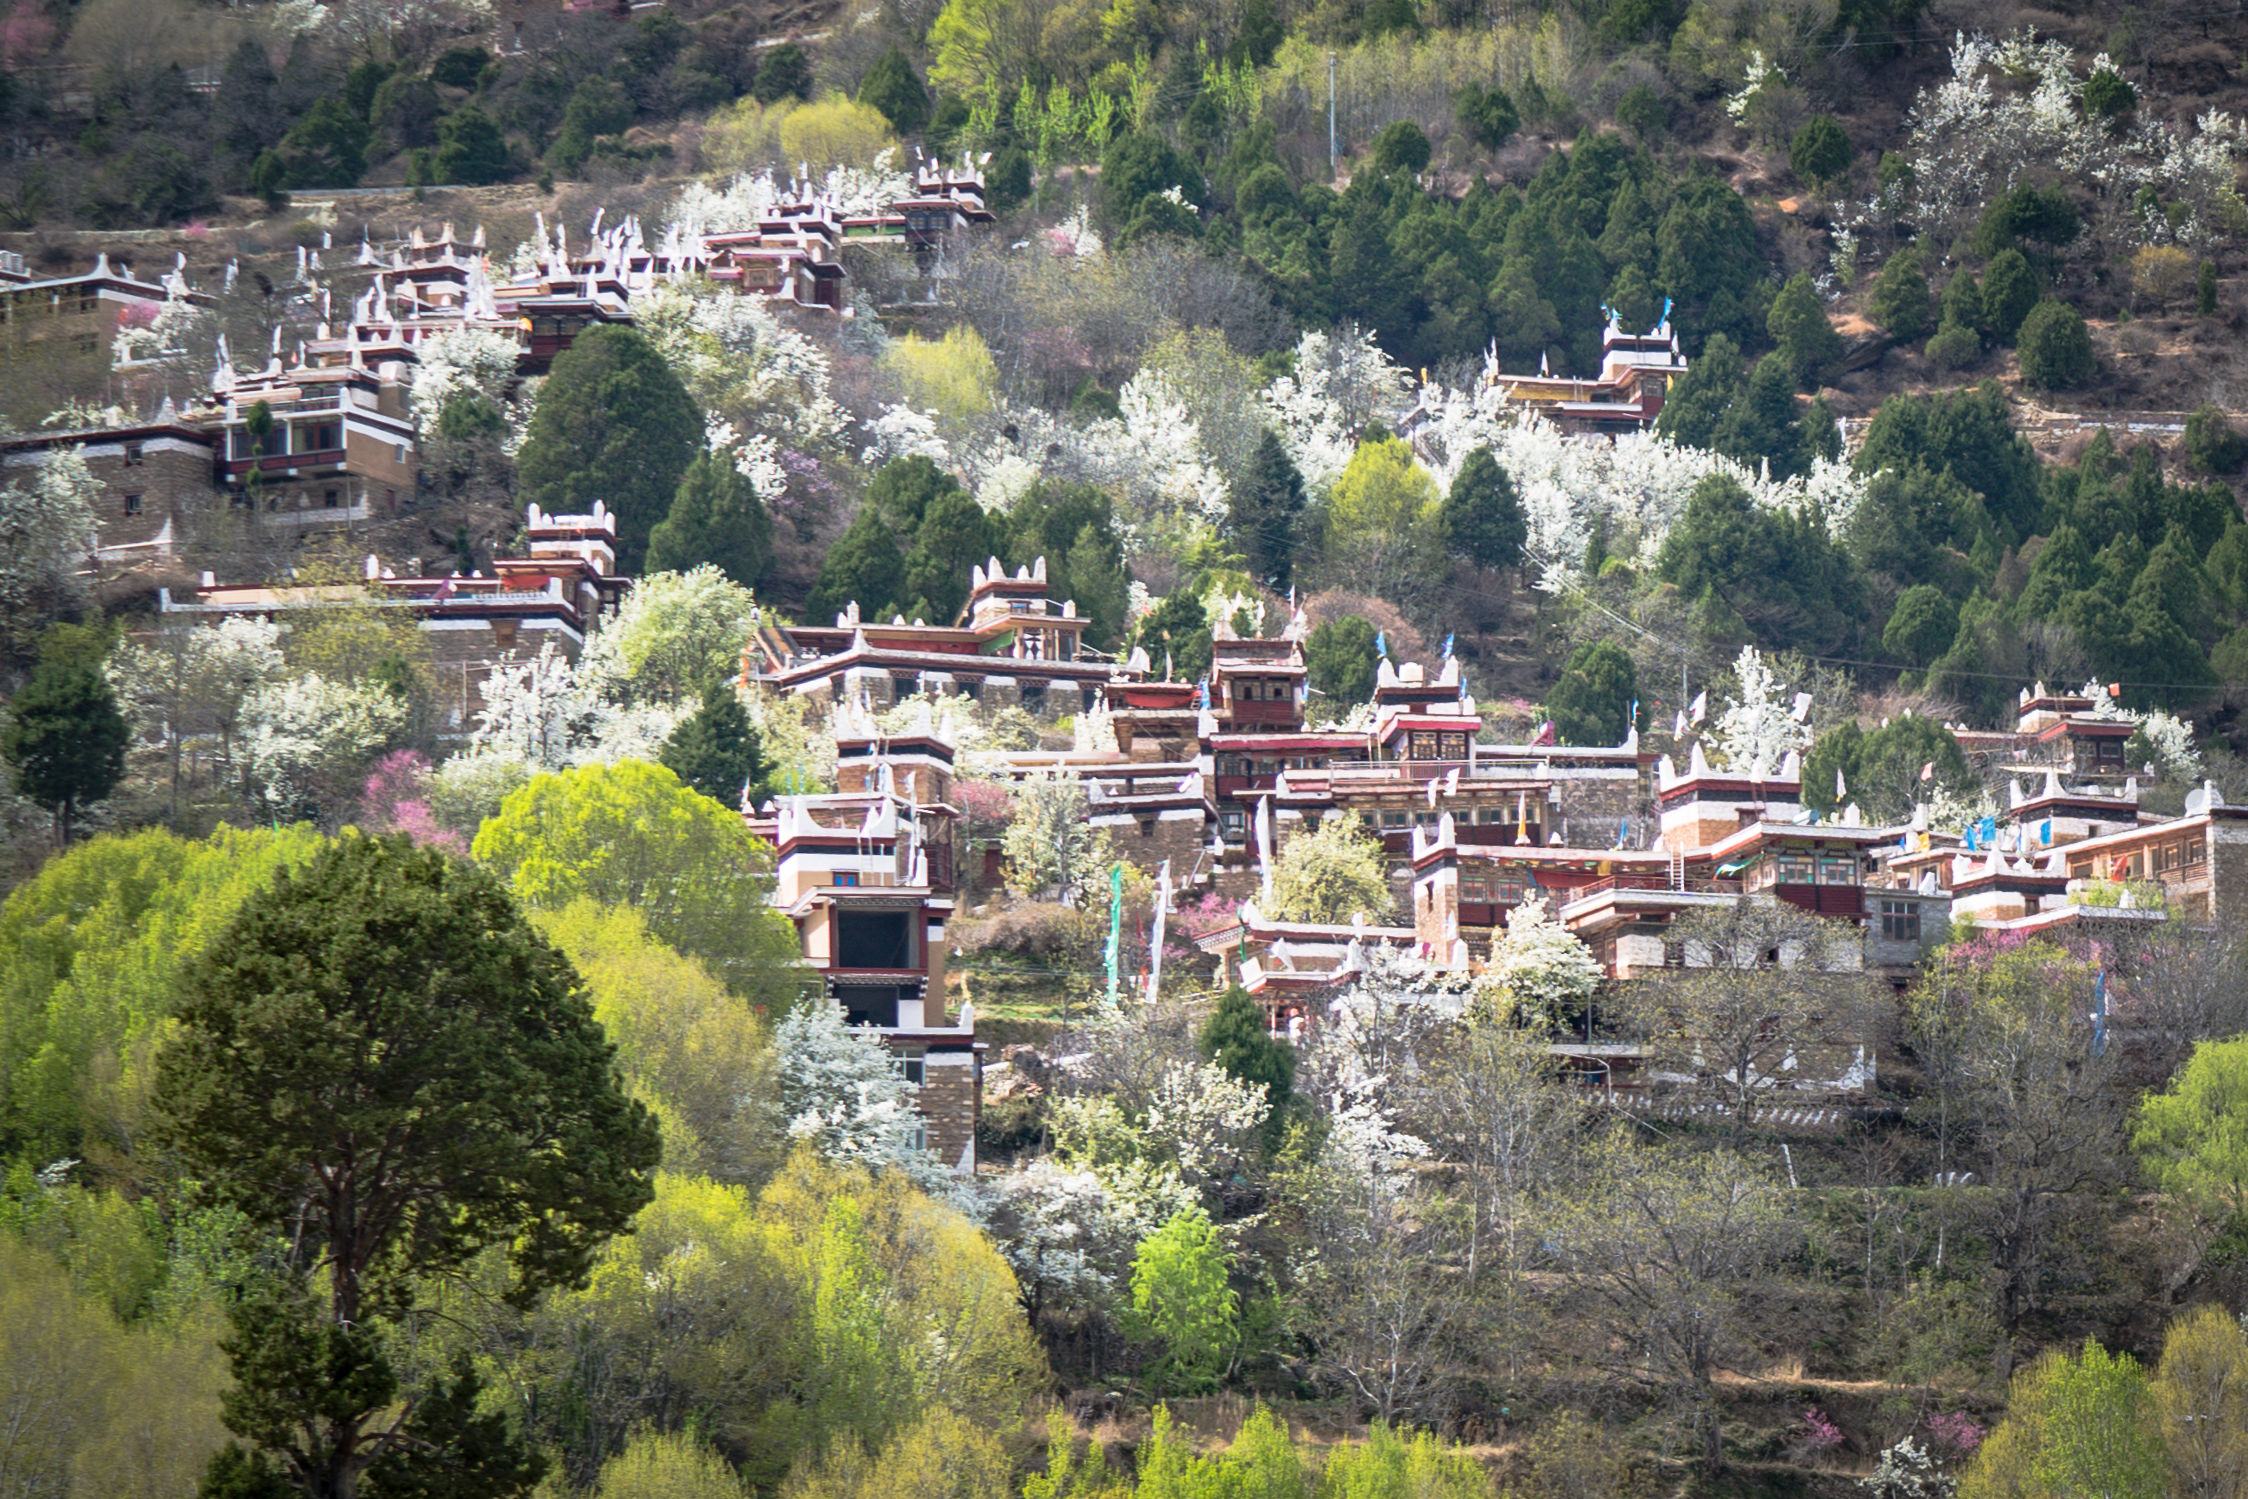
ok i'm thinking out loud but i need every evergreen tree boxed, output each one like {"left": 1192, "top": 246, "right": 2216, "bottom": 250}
{"left": 856, "top": 46, "right": 930, "bottom": 136}
{"left": 902, "top": 488, "right": 1001, "bottom": 623}
{"left": 1788, "top": 115, "right": 1850, "bottom": 186}
{"left": 645, "top": 449, "right": 774, "bottom": 589}
{"left": 1867, "top": 246, "right": 1934, "bottom": 340}
{"left": 276, "top": 97, "right": 370, "bottom": 187}
{"left": 1132, "top": 587, "right": 1212, "bottom": 681}
{"left": 1230, "top": 431, "right": 1308, "bottom": 589}
{"left": 1713, "top": 355, "right": 1810, "bottom": 477}
{"left": 1980, "top": 249, "right": 2042, "bottom": 343}
{"left": 660, "top": 687, "right": 768, "bottom": 809}
{"left": 516, "top": 325, "right": 702, "bottom": 572}
{"left": 1199, "top": 984, "right": 1295, "bottom": 1146}
{"left": 152, "top": 834, "right": 660, "bottom": 1499}
{"left": 1801, "top": 720, "right": 1864, "bottom": 816}
{"left": 1306, "top": 615, "right": 1379, "bottom": 707}
{"left": 1545, "top": 640, "right": 1637, "bottom": 746}
{"left": 1882, "top": 584, "right": 1959, "bottom": 668}
{"left": 1, "top": 648, "right": 128, "bottom": 844}
{"left": 1454, "top": 82, "right": 1518, "bottom": 149}
{"left": 2017, "top": 300, "right": 2096, "bottom": 390}
{"left": 432, "top": 105, "right": 513, "bottom": 185}
{"left": 1653, "top": 332, "right": 1745, "bottom": 449}
{"left": 752, "top": 42, "right": 811, "bottom": 103}
{"left": 805, "top": 505, "right": 908, "bottom": 624}
{"left": 1766, "top": 273, "right": 1842, "bottom": 388}
{"left": 1443, "top": 447, "right": 1528, "bottom": 569}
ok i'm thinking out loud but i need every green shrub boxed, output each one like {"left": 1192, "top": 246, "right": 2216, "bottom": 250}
{"left": 1981, "top": 249, "right": 2042, "bottom": 342}
{"left": 2016, "top": 299, "right": 2095, "bottom": 390}
{"left": 2185, "top": 403, "right": 2248, "bottom": 474}
{"left": 1925, "top": 322, "right": 1983, "bottom": 370}
{"left": 1867, "top": 247, "right": 1933, "bottom": 340}
{"left": 1789, "top": 115, "right": 1850, "bottom": 185}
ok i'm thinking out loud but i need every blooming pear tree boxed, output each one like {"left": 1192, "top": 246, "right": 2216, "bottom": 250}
{"left": 1476, "top": 895, "right": 1602, "bottom": 1030}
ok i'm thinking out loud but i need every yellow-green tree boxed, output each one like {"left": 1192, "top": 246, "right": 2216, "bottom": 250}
{"left": 533, "top": 899, "right": 782, "bottom": 1185}
{"left": 881, "top": 326, "right": 1000, "bottom": 421}
{"left": 2153, "top": 1304, "right": 2248, "bottom": 1499}
{"left": 1961, "top": 1339, "right": 2166, "bottom": 1499}
{"left": 778, "top": 97, "right": 900, "bottom": 176}
{"left": 1316, "top": 438, "right": 1445, "bottom": 613}
{"left": 596, "top": 1429, "right": 751, "bottom": 1499}
{"left": 472, "top": 760, "right": 800, "bottom": 1000}
{"left": 1266, "top": 816, "right": 1391, "bottom": 924}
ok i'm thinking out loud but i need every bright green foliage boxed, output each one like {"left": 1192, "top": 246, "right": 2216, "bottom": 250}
{"left": 595, "top": 1428, "right": 749, "bottom": 1498}
{"left": 1442, "top": 448, "right": 1527, "bottom": 570}
{"left": 539, "top": 1158, "right": 1043, "bottom": 1486}
{"left": 2, "top": 646, "right": 128, "bottom": 842}
{"left": 152, "top": 833, "right": 659, "bottom": 1499}
{"left": 1961, "top": 1340, "right": 2165, "bottom": 1499}
{"left": 1867, "top": 246, "right": 1934, "bottom": 340}
{"left": 646, "top": 449, "right": 775, "bottom": 590}
{"left": 1766, "top": 273, "right": 1842, "bottom": 388}
{"left": 1306, "top": 616, "right": 1378, "bottom": 708}
{"left": 1232, "top": 431, "right": 1309, "bottom": 589}
{"left": 2136, "top": 1036, "right": 2248, "bottom": 1235}
{"left": 1126, "top": 1208, "right": 1238, "bottom": 1395}
{"left": 806, "top": 506, "right": 908, "bottom": 624}
{"left": 1267, "top": 816, "right": 1391, "bottom": 924}
{"left": 778, "top": 1406, "right": 1013, "bottom": 1499}
{"left": 1317, "top": 1421, "right": 1490, "bottom": 1498}
{"left": 1882, "top": 584, "right": 1959, "bottom": 668}
{"left": 532, "top": 899, "right": 778, "bottom": 1186}
{"left": 0, "top": 825, "right": 326, "bottom": 1166}
{"left": 472, "top": 760, "right": 799, "bottom": 998}
{"left": 433, "top": 104, "right": 514, "bottom": 184}
{"left": 1199, "top": 984, "right": 1295, "bottom": 1139}
{"left": 1980, "top": 249, "right": 2042, "bottom": 343}
{"left": 2017, "top": 300, "right": 2096, "bottom": 390}
{"left": 1788, "top": 115, "right": 1850, "bottom": 185}
{"left": 0, "top": 1235, "right": 232, "bottom": 1497}
{"left": 1545, "top": 640, "right": 1637, "bottom": 746}
{"left": 593, "top": 564, "right": 761, "bottom": 704}
{"left": 2185, "top": 404, "right": 2248, "bottom": 475}
{"left": 857, "top": 47, "right": 931, "bottom": 136}
{"left": 662, "top": 687, "right": 769, "bottom": 810}
{"left": 1322, "top": 439, "right": 1445, "bottom": 608}
{"left": 518, "top": 326, "right": 702, "bottom": 571}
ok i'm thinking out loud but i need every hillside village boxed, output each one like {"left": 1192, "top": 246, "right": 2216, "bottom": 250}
{"left": 12, "top": 2, "right": 2248, "bottom": 1498}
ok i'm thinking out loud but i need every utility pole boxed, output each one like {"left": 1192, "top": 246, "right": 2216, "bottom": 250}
{"left": 1312, "top": 52, "right": 1330, "bottom": 182}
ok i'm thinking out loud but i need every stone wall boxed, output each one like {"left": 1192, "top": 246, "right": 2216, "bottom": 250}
{"left": 917, "top": 1050, "right": 980, "bottom": 1173}
{"left": 1095, "top": 810, "right": 1206, "bottom": 877}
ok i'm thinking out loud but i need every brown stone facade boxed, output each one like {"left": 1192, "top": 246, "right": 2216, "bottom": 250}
{"left": 915, "top": 1049, "right": 981, "bottom": 1172}
{"left": 2, "top": 423, "right": 219, "bottom": 565}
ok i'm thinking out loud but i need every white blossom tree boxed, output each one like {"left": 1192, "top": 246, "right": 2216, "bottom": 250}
{"left": 1476, "top": 895, "right": 1602, "bottom": 1030}
{"left": 238, "top": 672, "right": 408, "bottom": 822}
{"left": 406, "top": 324, "right": 522, "bottom": 437}
{"left": 0, "top": 450, "right": 98, "bottom": 655}
{"left": 1002, "top": 772, "right": 1114, "bottom": 905}
{"left": 773, "top": 997, "right": 952, "bottom": 1192}
{"left": 1714, "top": 645, "right": 1811, "bottom": 776}
{"left": 109, "top": 615, "right": 287, "bottom": 807}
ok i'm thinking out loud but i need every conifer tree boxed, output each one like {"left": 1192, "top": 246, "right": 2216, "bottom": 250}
{"left": 1, "top": 647, "right": 128, "bottom": 843}
{"left": 645, "top": 449, "right": 774, "bottom": 590}
{"left": 805, "top": 506, "right": 908, "bottom": 624}
{"left": 1443, "top": 447, "right": 1528, "bottom": 569}
{"left": 660, "top": 687, "right": 768, "bottom": 809}
{"left": 1230, "top": 431, "right": 1308, "bottom": 589}
{"left": 1198, "top": 984, "right": 1295, "bottom": 1145}
{"left": 517, "top": 325, "right": 701, "bottom": 572}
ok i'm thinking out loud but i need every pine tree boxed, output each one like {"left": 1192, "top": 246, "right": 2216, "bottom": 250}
{"left": 1545, "top": 640, "right": 1637, "bottom": 746}
{"left": 901, "top": 488, "right": 1001, "bottom": 623}
{"left": 1653, "top": 333, "right": 1745, "bottom": 449}
{"left": 517, "top": 325, "right": 702, "bottom": 572}
{"left": 805, "top": 505, "right": 908, "bottom": 624}
{"left": 1442, "top": 446, "right": 1528, "bottom": 569}
{"left": 1, "top": 650, "right": 128, "bottom": 843}
{"left": 1867, "top": 247, "right": 1934, "bottom": 340}
{"left": 1714, "top": 356, "right": 1809, "bottom": 478}
{"left": 857, "top": 47, "right": 931, "bottom": 135}
{"left": 1229, "top": 431, "right": 1308, "bottom": 589}
{"left": 660, "top": 688, "right": 768, "bottom": 809}
{"left": 1766, "top": 273, "right": 1842, "bottom": 388}
{"left": 1198, "top": 984, "right": 1295, "bottom": 1144}
{"left": 645, "top": 449, "right": 774, "bottom": 589}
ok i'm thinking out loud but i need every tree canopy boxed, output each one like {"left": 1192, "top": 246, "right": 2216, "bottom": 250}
{"left": 516, "top": 325, "right": 703, "bottom": 572}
